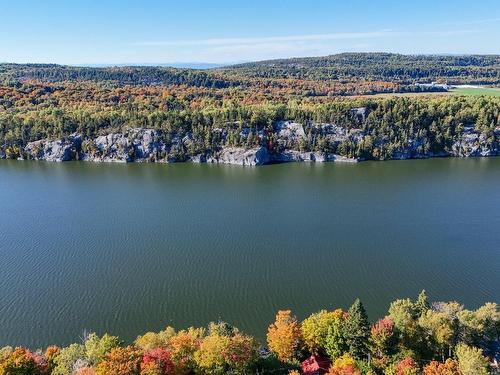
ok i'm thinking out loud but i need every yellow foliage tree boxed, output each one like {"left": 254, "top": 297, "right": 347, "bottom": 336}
{"left": 301, "top": 309, "right": 344, "bottom": 354}
{"left": 135, "top": 327, "right": 176, "bottom": 350}
{"left": 194, "top": 334, "right": 229, "bottom": 373}
{"left": 326, "top": 353, "right": 361, "bottom": 375}
{"left": 455, "top": 343, "right": 489, "bottom": 375}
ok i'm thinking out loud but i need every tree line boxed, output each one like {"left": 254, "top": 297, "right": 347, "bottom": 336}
{"left": 222, "top": 53, "right": 500, "bottom": 84}
{"left": 0, "top": 293, "right": 498, "bottom": 374}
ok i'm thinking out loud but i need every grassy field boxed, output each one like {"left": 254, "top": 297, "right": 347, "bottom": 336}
{"left": 449, "top": 87, "right": 500, "bottom": 96}
{"left": 357, "top": 86, "right": 500, "bottom": 99}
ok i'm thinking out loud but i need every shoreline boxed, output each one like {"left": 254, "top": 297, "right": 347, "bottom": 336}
{"left": 4, "top": 152, "right": 500, "bottom": 166}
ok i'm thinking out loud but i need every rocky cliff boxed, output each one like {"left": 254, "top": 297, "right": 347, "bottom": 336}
{"left": 8, "top": 119, "right": 500, "bottom": 165}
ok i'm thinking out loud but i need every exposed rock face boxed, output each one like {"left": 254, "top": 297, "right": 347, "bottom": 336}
{"left": 276, "top": 121, "right": 306, "bottom": 142}
{"left": 25, "top": 134, "right": 81, "bottom": 162}
{"left": 350, "top": 107, "right": 367, "bottom": 122}
{"left": 82, "top": 129, "right": 169, "bottom": 163}
{"left": 320, "top": 124, "right": 348, "bottom": 141}
{"left": 275, "top": 150, "right": 325, "bottom": 163}
{"left": 18, "top": 120, "right": 500, "bottom": 166}
{"left": 450, "top": 125, "right": 499, "bottom": 157}
{"left": 325, "top": 154, "right": 359, "bottom": 162}
{"left": 211, "top": 147, "right": 270, "bottom": 166}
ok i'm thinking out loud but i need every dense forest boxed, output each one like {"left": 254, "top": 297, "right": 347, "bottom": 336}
{"left": 0, "top": 293, "right": 498, "bottom": 374}
{"left": 0, "top": 53, "right": 499, "bottom": 163}
{"left": 225, "top": 53, "right": 500, "bottom": 84}
{"left": 2, "top": 54, "right": 499, "bottom": 86}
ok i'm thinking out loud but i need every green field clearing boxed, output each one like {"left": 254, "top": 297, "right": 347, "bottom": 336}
{"left": 357, "top": 86, "right": 500, "bottom": 98}
{"left": 450, "top": 87, "right": 500, "bottom": 96}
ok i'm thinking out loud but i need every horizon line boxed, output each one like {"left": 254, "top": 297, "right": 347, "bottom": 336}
{"left": 2, "top": 51, "right": 499, "bottom": 69}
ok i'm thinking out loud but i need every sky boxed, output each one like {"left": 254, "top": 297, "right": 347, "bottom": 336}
{"left": 1, "top": 0, "right": 499, "bottom": 65}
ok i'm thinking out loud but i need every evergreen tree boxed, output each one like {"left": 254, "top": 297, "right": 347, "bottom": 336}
{"left": 415, "top": 290, "right": 430, "bottom": 317}
{"left": 344, "top": 299, "right": 370, "bottom": 359}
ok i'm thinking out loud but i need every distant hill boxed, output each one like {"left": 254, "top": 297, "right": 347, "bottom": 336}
{"left": 0, "top": 63, "right": 238, "bottom": 88}
{"left": 82, "top": 62, "right": 228, "bottom": 69}
{"left": 1, "top": 53, "right": 499, "bottom": 86}
{"left": 220, "top": 52, "right": 500, "bottom": 83}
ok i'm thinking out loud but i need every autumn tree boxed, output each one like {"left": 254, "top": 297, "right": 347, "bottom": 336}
{"left": 223, "top": 333, "right": 258, "bottom": 374}
{"left": 369, "top": 317, "right": 397, "bottom": 370}
{"left": 194, "top": 334, "right": 229, "bottom": 373}
{"left": 387, "top": 298, "right": 427, "bottom": 357}
{"left": 301, "top": 310, "right": 342, "bottom": 354}
{"left": 267, "top": 310, "right": 301, "bottom": 362}
{"left": 141, "top": 348, "right": 174, "bottom": 375}
{"left": 473, "top": 302, "right": 500, "bottom": 345}
{"left": 418, "top": 309, "right": 454, "bottom": 360}
{"left": 385, "top": 357, "right": 419, "bottom": 375}
{"left": 323, "top": 310, "right": 348, "bottom": 359}
{"left": 168, "top": 328, "right": 203, "bottom": 372}
{"left": 96, "top": 346, "right": 141, "bottom": 375}
{"left": 52, "top": 344, "right": 86, "bottom": 375}
{"left": 44, "top": 346, "right": 60, "bottom": 373}
{"left": 454, "top": 343, "right": 489, "bottom": 375}
{"left": 74, "top": 368, "right": 97, "bottom": 375}
{"left": 135, "top": 327, "right": 176, "bottom": 351}
{"left": 85, "top": 333, "right": 120, "bottom": 366}
{"left": 458, "top": 302, "right": 500, "bottom": 347}
{"left": 388, "top": 299, "right": 418, "bottom": 338}
{"left": 325, "top": 353, "right": 361, "bottom": 375}
{"left": 0, "top": 347, "right": 47, "bottom": 375}
{"left": 422, "top": 359, "right": 460, "bottom": 375}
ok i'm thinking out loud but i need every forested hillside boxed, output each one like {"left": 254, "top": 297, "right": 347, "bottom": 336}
{"left": 225, "top": 53, "right": 500, "bottom": 84}
{"left": 2, "top": 53, "right": 499, "bottom": 86}
{"left": 0, "top": 53, "right": 499, "bottom": 163}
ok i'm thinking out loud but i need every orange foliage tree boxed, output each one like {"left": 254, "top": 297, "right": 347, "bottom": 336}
{"left": 394, "top": 357, "right": 419, "bottom": 375}
{"left": 267, "top": 310, "right": 301, "bottom": 362}
{"left": 0, "top": 347, "right": 49, "bottom": 374}
{"left": 96, "top": 346, "right": 141, "bottom": 375}
{"left": 168, "top": 329, "right": 202, "bottom": 372}
{"left": 423, "top": 359, "right": 461, "bottom": 375}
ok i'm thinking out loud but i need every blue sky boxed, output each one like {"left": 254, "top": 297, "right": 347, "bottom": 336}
{"left": 1, "top": 0, "right": 499, "bottom": 65}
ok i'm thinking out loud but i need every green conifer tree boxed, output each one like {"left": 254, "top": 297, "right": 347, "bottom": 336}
{"left": 415, "top": 290, "right": 430, "bottom": 317}
{"left": 344, "top": 298, "right": 370, "bottom": 359}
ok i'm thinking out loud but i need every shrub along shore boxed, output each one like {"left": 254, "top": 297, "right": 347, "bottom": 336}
{"left": 0, "top": 291, "right": 498, "bottom": 374}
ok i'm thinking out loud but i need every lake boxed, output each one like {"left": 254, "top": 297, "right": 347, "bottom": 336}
{"left": 0, "top": 158, "right": 499, "bottom": 348}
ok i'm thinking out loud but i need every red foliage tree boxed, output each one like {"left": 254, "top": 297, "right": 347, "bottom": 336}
{"left": 141, "top": 348, "right": 175, "bottom": 375}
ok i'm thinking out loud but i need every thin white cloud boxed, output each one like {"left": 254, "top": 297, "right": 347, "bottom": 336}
{"left": 115, "top": 28, "right": 492, "bottom": 64}
{"left": 135, "top": 30, "right": 398, "bottom": 47}
{"left": 134, "top": 29, "right": 481, "bottom": 48}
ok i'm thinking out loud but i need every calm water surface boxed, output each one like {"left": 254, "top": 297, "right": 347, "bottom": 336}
{"left": 0, "top": 158, "right": 499, "bottom": 347}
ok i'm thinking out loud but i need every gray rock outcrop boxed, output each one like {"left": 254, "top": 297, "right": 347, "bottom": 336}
{"left": 211, "top": 147, "right": 270, "bottom": 166}
{"left": 25, "top": 134, "right": 81, "bottom": 162}
{"left": 450, "top": 125, "right": 499, "bottom": 157}
{"left": 18, "top": 119, "right": 500, "bottom": 166}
